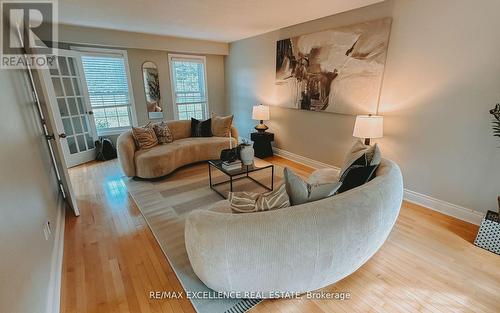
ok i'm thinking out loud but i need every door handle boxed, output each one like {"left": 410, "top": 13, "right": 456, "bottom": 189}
{"left": 87, "top": 110, "right": 93, "bottom": 115}
{"left": 59, "top": 133, "right": 67, "bottom": 139}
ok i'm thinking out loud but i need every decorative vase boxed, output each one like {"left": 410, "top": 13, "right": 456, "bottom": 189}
{"left": 239, "top": 144, "right": 254, "bottom": 165}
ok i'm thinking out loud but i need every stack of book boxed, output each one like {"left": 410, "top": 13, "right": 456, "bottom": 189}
{"left": 222, "top": 160, "right": 242, "bottom": 171}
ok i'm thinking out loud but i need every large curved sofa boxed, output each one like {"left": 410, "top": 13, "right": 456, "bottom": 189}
{"left": 117, "top": 120, "right": 238, "bottom": 178}
{"left": 185, "top": 159, "right": 403, "bottom": 297}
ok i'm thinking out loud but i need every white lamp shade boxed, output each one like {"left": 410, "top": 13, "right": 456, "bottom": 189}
{"left": 252, "top": 105, "right": 270, "bottom": 121}
{"left": 353, "top": 115, "right": 383, "bottom": 139}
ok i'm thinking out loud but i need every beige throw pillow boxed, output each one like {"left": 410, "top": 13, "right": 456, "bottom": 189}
{"left": 229, "top": 184, "right": 290, "bottom": 213}
{"left": 284, "top": 167, "right": 342, "bottom": 206}
{"left": 132, "top": 125, "right": 158, "bottom": 149}
{"left": 153, "top": 121, "right": 173, "bottom": 144}
{"left": 211, "top": 113, "right": 233, "bottom": 137}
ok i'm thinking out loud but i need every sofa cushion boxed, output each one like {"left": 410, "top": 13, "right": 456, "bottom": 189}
{"left": 134, "top": 136, "right": 236, "bottom": 178}
{"left": 153, "top": 121, "right": 173, "bottom": 144}
{"left": 166, "top": 120, "right": 192, "bottom": 140}
{"left": 229, "top": 184, "right": 290, "bottom": 213}
{"left": 284, "top": 167, "right": 342, "bottom": 205}
{"left": 337, "top": 165, "right": 378, "bottom": 194}
{"left": 340, "top": 140, "right": 381, "bottom": 177}
{"left": 191, "top": 118, "right": 213, "bottom": 137}
{"left": 308, "top": 168, "right": 340, "bottom": 184}
{"left": 132, "top": 125, "right": 158, "bottom": 149}
{"left": 211, "top": 113, "right": 233, "bottom": 137}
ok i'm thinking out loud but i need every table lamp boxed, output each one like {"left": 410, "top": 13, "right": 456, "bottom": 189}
{"left": 252, "top": 104, "right": 270, "bottom": 133}
{"left": 353, "top": 114, "right": 383, "bottom": 145}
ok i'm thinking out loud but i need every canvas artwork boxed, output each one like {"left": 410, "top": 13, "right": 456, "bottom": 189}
{"left": 275, "top": 18, "right": 392, "bottom": 115}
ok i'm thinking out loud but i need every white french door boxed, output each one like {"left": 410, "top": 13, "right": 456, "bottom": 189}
{"left": 40, "top": 49, "right": 98, "bottom": 168}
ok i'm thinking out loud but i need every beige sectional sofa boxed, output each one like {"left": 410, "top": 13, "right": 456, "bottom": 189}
{"left": 184, "top": 159, "right": 403, "bottom": 297}
{"left": 117, "top": 120, "right": 238, "bottom": 178}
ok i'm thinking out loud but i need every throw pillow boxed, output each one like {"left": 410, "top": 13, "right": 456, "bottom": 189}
{"left": 132, "top": 124, "right": 158, "bottom": 149}
{"left": 211, "top": 113, "right": 233, "bottom": 137}
{"left": 339, "top": 140, "right": 381, "bottom": 177}
{"left": 337, "top": 164, "right": 378, "bottom": 194}
{"left": 284, "top": 167, "right": 342, "bottom": 206}
{"left": 191, "top": 118, "right": 213, "bottom": 137}
{"left": 229, "top": 184, "right": 290, "bottom": 213}
{"left": 153, "top": 121, "right": 173, "bottom": 144}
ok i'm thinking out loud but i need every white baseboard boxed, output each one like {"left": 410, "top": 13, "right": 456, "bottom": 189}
{"left": 273, "top": 147, "right": 484, "bottom": 225}
{"left": 273, "top": 147, "right": 340, "bottom": 171}
{"left": 403, "top": 189, "right": 484, "bottom": 225}
{"left": 46, "top": 195, "right": 66, "bottom": 313}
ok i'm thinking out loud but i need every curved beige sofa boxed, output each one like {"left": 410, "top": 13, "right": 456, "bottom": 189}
{"left": 117, "top": 120, "right": 238, "bottom": 178}
{"left": 185, "top": 159, "right": 403, "bottom": 297}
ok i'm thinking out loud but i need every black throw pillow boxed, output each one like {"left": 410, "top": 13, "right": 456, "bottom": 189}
{"left": 337, "top": 164, "right": 378, "bottom": 194}
{"left": 339, "top": 153, "right": 368, "bottom": 181}
{"left": 191, "top": 118, "right": 213, "bottom": 137}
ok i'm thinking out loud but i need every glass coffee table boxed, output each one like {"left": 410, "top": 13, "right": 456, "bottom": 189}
{"left": 208, "top": 158, "right": 274, "bottom": 199}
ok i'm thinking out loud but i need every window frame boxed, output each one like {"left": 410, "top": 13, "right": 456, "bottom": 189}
{"left": 72, "top": 46, "right": 138, "bottom": 136}
{"left": 168, "top": 54, "right": 210, "bottom": 120}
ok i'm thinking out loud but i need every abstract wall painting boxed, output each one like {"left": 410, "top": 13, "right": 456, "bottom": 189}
{"left": 275, "top": 18, "right": 392, "bottom": 115}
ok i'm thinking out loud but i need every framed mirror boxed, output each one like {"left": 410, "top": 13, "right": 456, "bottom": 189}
{"left": 142, "top": 61, "right": 163, "bottom": 119}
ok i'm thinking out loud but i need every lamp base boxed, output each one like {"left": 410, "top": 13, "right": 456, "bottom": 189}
{"left": 255, "top": 121, "right": 268, "bottom": 133}
{"left": 364, "top": 138, "right": 371, "bottom": 145}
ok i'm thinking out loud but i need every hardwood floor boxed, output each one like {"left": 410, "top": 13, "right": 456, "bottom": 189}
{"left": 63, "top": 157, "right": 500, "bottom": 313}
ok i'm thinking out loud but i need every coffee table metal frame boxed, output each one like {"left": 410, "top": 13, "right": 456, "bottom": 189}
{"left": 208, "top": 160, "right": 274, "bottom": 199}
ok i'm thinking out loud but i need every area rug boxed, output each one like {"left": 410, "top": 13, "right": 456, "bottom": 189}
{"left": 125, "top": 162, "right": 284, "bottom": 313}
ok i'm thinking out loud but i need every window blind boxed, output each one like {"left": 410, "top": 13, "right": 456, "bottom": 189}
{"left": 81, "top": 56, "right": 130, "bottom": 107}
{"left": 81, "top": 55, "right": 132, "bottom": 131}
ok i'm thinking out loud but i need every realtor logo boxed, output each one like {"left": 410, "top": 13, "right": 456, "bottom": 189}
{"left": 1, "top": 1, "right": 57, "bottom": 69}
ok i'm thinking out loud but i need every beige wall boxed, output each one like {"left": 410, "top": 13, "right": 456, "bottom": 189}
{"left": 226, "top": 0, "right": 500, "bottom": 214}
{"left": 0, "top": 69, "right": 61, "bottom": 313}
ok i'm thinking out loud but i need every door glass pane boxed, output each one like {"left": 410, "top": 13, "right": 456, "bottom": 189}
{"left": 73, "top": 78, "right": 81, "bottom": 96}
{"left": 58, "top": 56, "right": 69, "bottom": 76}
{"left": 49, "top": 66, "right": 58, "bottom": 76}
{"left": 81, "top": 116, "right": 88, "bottom": 132}
{"left": 68, "top": 58, "right": 76, "bottom": 76}
{"left": 67, "top": 136, "right": 78, "bottom": 154}
{"left": 62, "top": 118, "right": 74, "bottom": 135}
{"left": 63, "top": 78, "right": 74, "bottom": 96}
{"left": 76, "top": 135, "right": 87, "bottom": 152}
{"left": 72, "top": 117, "right": 83, "bottom": 133}
{"left": 76, "top": 97, "right": 85, "bottom": 114}
{"left": 86, "top": 134, "right": 94, "bottom": 149}
{"left": 67, "top": 98, "right": 78, "bottom": 115}
{"left": 52, "top": 78, "right": 64, "bottom": 96}
{"left": 57, "top": 98, "right": 68, "bottom": 117}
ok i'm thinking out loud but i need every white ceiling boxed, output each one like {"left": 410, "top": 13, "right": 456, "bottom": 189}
{"left": 58, "top": 0, "right": 383, "bottom": 43}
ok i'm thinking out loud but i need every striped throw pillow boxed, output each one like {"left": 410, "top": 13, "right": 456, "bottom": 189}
{"left": 132, "top": 125, "right": 158, "bottom": 149}
{"left": 229, "top": 184, "right": 290, "bottom": 213}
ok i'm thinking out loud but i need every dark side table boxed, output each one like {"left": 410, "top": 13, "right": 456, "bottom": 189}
{"left": 251, "top": 132, "right": 274, "bottom": 158}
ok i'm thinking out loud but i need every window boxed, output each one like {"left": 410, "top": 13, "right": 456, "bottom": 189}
{"left": 169, "top": 55, "right": 208, "bottom": 120}
{"left": 80, "top": 51, "right": 135, "bottom": 135}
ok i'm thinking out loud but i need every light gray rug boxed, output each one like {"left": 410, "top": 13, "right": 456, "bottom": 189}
{"left": 125, "top": 162, "right": 283, "bottom": 313}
